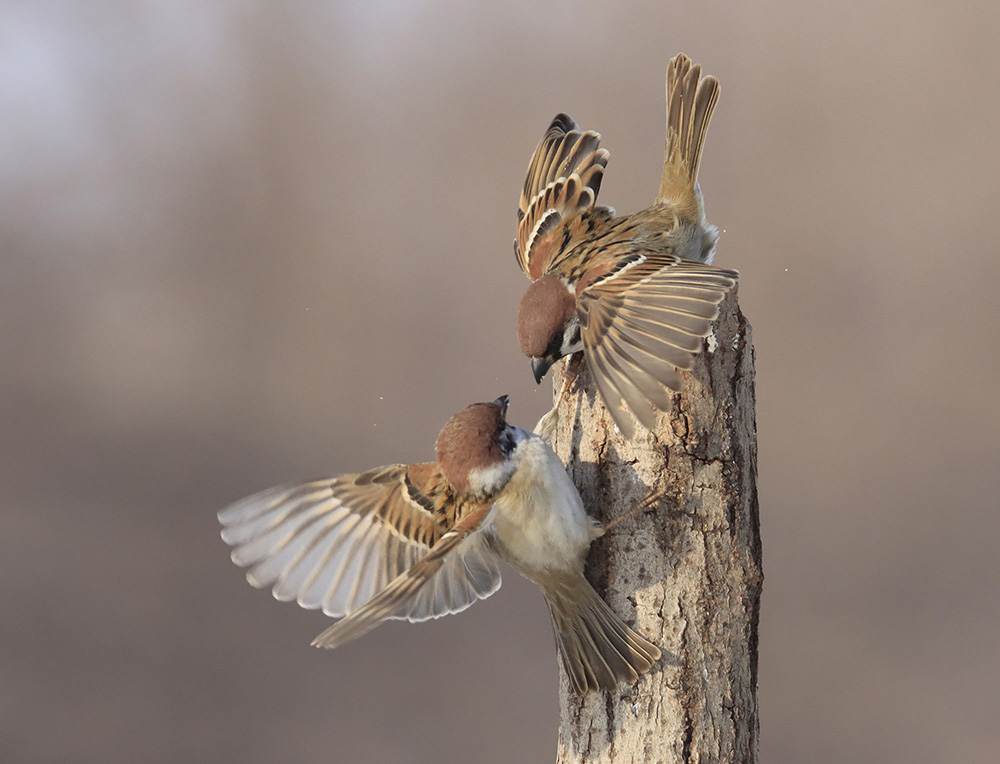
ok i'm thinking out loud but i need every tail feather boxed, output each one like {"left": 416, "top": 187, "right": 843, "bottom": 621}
{"left": 658, "top": 53, "right": 720, "bottom": 206}
{"left": 543, "top": 576, "right": 660, "bottom": 694}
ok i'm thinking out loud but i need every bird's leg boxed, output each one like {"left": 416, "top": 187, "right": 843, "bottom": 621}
{"left": 602, "top": 488, "right": 663, "bottom": 533}
{"left": 533, "top": 352, "right": 585, "bottom": 441}
{"left": 554, "top": 352, "right": 584, "bottom": 410}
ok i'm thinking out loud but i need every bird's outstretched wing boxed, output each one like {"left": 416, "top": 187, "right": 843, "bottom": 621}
{"left": 515, "top": 114, "right": 612, "bottom": 279}
{"left": 218, "top": 463, "right": 501, "bottom": 625}
{"left": 311, "top": 503, "right": 495, "bottom": 648}
{"left": 577, "top": 253, "right": 738, "bottom": 438}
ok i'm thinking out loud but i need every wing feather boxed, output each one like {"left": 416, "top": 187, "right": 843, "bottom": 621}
{"left": 218, "top": 465, "right": 502, "bottom": 623}
{"left": 579, "top": 254, "right": 737, "bottom": 432}
{"left": 515, "top": 114, "right": 610, "bottom": 277}
{"left": 591, "top": 343, "right": 662, "bottom": 431}
{"left": 585, "top": 340, "right": 637, "bottom": 439}
{"left": 311, "top": 505, "right": 495, "bottom": 649}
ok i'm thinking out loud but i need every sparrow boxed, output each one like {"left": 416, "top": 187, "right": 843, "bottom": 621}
{"left": 218, "top": 396, "right": 660, "bottom": 694}
{"left": 514, "top": 53, "right": 739, "bottom": 439}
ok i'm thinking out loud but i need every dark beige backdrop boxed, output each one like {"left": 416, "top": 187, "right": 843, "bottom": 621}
{"left": 4, "top": 2, "right": 998, "bottom": 762}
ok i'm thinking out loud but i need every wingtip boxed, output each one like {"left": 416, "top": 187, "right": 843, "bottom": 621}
{"left": 550, "top": 112, "right": 579, "bottom": 133}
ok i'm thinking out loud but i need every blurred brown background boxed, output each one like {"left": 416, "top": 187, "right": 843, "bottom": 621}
{"left": 3, "top": 2, "right": 999, "bottom": 762}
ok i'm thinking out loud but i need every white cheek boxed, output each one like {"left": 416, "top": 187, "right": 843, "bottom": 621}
{"left": 466, "top": 460, "right": 516, "bottom": 497}
{"left": 560, "top": 317, "right": 583, "bottom": 355}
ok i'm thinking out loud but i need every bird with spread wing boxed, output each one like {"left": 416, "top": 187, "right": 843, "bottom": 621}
{"left": 514, "top": 53, "right": 738, "bottom": 439}
{"left": 219, "top": 397, "right": 660, "bottom": 694}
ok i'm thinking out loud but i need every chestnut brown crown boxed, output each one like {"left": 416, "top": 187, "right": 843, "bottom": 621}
{"left": 435, "top": 396, "right": 512, "bottom": 496}
{"left": 516, "top": 276, "right": 577, "bottom": 359}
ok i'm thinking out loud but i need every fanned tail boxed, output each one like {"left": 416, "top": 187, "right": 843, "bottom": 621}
{"left": 657, "top": 53, "right": 720, "bottom": 208}
{"left": 542, "top": 575, "right": 660, "bottom": 694}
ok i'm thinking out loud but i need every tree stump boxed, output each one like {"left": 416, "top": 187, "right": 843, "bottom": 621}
{"left": 549, "top": 290, "right": 760, "bottom": 764}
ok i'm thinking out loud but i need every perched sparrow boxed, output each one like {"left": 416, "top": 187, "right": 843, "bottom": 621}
{"left": 218, "top": 396, "right": 659, "bottom": 694}
{"left": 514, "top": 53, "right": 739, "bottom": 438}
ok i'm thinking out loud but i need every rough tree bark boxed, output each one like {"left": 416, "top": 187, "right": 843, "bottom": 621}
{"left": 548, "top": 290, "right": 760, "bottom": 764}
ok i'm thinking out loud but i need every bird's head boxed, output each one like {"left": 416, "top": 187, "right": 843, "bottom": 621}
{"left": 436, "top": 395, "right": 522, "bottom": 499}
{"left": 516, "top": 276, "right": 581, "bottom": 383}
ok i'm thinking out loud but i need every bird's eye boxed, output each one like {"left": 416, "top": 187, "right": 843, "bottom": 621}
{"left": 545, "top": 331, "right": 564, "bottom": 359}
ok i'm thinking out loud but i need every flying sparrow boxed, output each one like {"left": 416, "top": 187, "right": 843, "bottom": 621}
{"left": 218, "top": 396, "right": 660, "bottom": 693}
{"left": 514, "top": 53, "right": 739, "bottom": 439}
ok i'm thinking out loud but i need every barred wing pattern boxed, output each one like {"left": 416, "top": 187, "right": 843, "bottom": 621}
{"left": 515, "top": 114, "right": 611, "bottom": 279}
{"left": 578, "top": 253, "right": 738, "bottom": 438}
{"left": 310, "top": 504, "right": 495, "bottom": 649}
{"left": 218, "top": 464, "right": 502, "bottom": 627}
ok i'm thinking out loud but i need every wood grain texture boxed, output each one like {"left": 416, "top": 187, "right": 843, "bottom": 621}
{"left": 549, "top": 289, "right": 760, "bottom": 764}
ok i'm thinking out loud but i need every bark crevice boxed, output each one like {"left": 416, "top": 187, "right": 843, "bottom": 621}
{"left": 552, "top": 290, "right": 760, "bottom": 764}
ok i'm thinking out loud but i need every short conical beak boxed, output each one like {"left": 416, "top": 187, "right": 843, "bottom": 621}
{"left": 492, "top": 394, "right": 509, "bottom": 417}
{"left": 531, "top": 356, "right": 554, "bottom": 384}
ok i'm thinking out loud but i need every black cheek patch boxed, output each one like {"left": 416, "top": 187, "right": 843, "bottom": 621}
{"left": 545, "top": 331, "right": 564, "bottom": 360}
